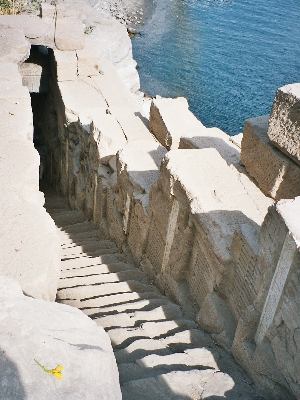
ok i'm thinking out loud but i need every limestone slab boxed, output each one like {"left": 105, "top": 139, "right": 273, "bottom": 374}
{"left": 241, "top": 115, "right": 300, "bottom": 200}
{"left": 268, "top": 83, "right": 300, "bottom": 165}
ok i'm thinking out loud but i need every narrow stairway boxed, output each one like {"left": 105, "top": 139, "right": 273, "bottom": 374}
{"left": 45, "top": 192, "right": 263, "bottom": 400}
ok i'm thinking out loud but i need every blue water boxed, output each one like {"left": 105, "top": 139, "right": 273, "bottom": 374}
{"left": 132, "top": 0, "right": 300, "bottom": 134}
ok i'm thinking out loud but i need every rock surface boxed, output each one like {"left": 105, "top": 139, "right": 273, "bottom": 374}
{"left": 0, "top": 276, "right": 122, "bottom": 400}
{"left": 268, "top": 83, "right": 300, "bottom": 165}
{"left": 0, "top": 65, "right": 60, "bottom": 300}
{"left": 241, "top": 115, "right": 300, "bottom": 200}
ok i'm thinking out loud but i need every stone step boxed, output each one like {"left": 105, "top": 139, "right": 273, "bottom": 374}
{"left": 107, "top": 320, "right": 196, "bottom": 348}
{"left": 115, "top": 338, "right": 172, "bottom": 364}
{"left": 57, "top": 280, "right": 160, "bottom": 301}
{"left": 61, "top": 240, "right": 117, "bottom": 256}
{"left": 60, "top": 254, "right": 126, "bottom": 271}
{"left": 94, "top": 303, "right": 183, "bottom": 329}
{"left": 59, "top": 229, "right": 101, "bottom": 245}
{"left": 58, "top": 269, "right": 148, "bottom": 290}
{"left": 121, "top": 370, "right": 210, "bottom": 400}
{"left": 62, "top": 291, "right": 164, "bottom": 310}
{"left": 61, "top": 247, "right": 119, "bottom": 261}
{"left": 59, "top": 221, "right": 98, "bottom": 234}
{"left": 60, "top": 261, "right": 137, "bottom": 278}
{"left": 84, "top": 297, "right": 174, "bottom": 318}
{"left": 44, "top": 196, "right": 69, "bottom": 210}
{"left": 51, "top": 211, "right": 87, "bottom": 227}
{"left": 118, "top": 348, "right": 218, "bottom": 384}
{"left": 160, "top": 329, "right": 213, "bottom": 350}
{"left": 61, "top": 231, "right": 106, "bottom": 248}
{"left": 47, "top": 207, "right": 71, "bottom": 214}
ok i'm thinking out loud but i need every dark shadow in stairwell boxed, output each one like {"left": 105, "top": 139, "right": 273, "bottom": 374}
{"left": 0, "top": 349, "right": 27, "bottom": 399}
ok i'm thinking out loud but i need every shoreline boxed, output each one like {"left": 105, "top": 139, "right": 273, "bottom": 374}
{"left": 88, "top": 0, "right": 155, "bottom": 31}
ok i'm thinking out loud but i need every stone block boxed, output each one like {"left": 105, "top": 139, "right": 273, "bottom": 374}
{"left": 116, "top": 140, "right": 167, "bottom": 261}
{"left": 0, "top": 62, "right": 22, "bottom": 84}
{"left": 41, "top": 3, "right": 56, "bottom": 19}
{"left": 196, "top": 292, "right": 237, "bottom": 351}
{"left": 53, "top": 50, "right": 78, "bottom": 82}
{"left": 0, "top": 27, "right": 30, "bottom": 64}
{"left": 241, "top": 115, "right": 300, "bottom": 200}
{"left": 55, "top": 17, "right": 85, "bottom": 51}
{"left": 149, "top": 96, "right": 203, "bottom": 149}
{"left": 232, "top": 197, "right": 300, "bottom": 399}
{"left": 0, "top": 276, "right": 122, "bottom": 400}
{"left": 0, "top": 85, "right": 60, "bottom": 300}
{"left": 180, "top": 126, "right": 240, "bottom": 165}
{"left": 76, "top": 49, "right": 103, "bottom": 78}
{"left": 58, "top": 80, "right": 107, "bottom": 123}
{"left": 229, "top": 132, "right": 243, "bottom": 148}
{"left": 144, "top": 149, "right": 272, "bottom": 326}
{"left": 0, "top": 15, "right": 55, "bottom": 47}
{"left": 77, "top": 20, "right": 140, "bottom": 92}
{"left": 268, "top": 83, "right": 300, "bottom": 165}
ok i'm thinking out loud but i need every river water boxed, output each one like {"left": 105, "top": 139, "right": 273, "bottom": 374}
{"left": 132, "top": 0, "right": 300, "bottom": 134}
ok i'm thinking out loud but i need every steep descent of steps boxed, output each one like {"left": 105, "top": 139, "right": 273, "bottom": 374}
{"left": 45, "top": 192, "right": 264, "bottom": 400}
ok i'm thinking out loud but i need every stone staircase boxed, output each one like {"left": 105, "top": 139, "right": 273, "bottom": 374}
{"left": 45, "top": 192, "right": 264, "bottom": 400}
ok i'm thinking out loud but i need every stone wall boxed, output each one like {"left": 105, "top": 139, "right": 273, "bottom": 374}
{"left": 10, "top": 2, "right": 300, "bottom": 398}
{"left": 0, "top": 27, "right": 60, "bottom": 301}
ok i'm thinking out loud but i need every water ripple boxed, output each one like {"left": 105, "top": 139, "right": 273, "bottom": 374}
{"left": 133, "top": 0, "right": 300, "bottom": 134}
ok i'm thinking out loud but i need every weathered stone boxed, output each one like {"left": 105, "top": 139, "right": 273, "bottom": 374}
{"left": 150, "top": 96, "right": 241, "bottom": 167}
{"left": 232, "top": 197, "right": 300, "bottom": 399}
{"left": 229, "top": 132, "right": 243, "bottom": 148}
{"left": 197, "top": 292, "right": 236, "bottom": 351}
{"left": 0, "top": 62, "right": 22, "bottom": 84}
{"left": 180, "top": 125, "right": 240, "bottom": 165}
{"left": 241, "top": 115, "right": 300, "bottom": 200}
{"left": 0, "top": 75, "right": 60, "bottom": 300}
{"left": 0, "top": 15, "right": 54, "bottom": 47}
{"left": 149, "top": 96, "right": 204, "bottom": 149}
{"left": 58, "top": 80, "right": 107, "bottom": 122}
{"left": 55, "top": 17, "right": 85, "bottom": 51}
{"left": 0, "top": 27, "right": 30, "bottom": 64}
{"left": 76, "top": 18, "right": 140, "bottom": 92}
{"left": 53, "top": 50, "right": 78, "bottom": 82}
{"left": 146, "top": 149, "right": 272, "bottom": 316}
{"left": 41, "top": 3, "right": 56, "bottom": 19}
{"left": 268, "top": 83, "right": 300, "bottom": 165}
{"left": 0, "top": 276, "right": 122, "bottom": 400}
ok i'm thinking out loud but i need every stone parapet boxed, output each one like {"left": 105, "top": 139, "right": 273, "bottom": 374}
{"left": 241, "top": 115, "right": 300, "bottom": 200}
{"left": 233, "top": 197, "right": 300, "bottom": 399}
{"left": 268, "top": 83, "right": 300, "bottom": 165}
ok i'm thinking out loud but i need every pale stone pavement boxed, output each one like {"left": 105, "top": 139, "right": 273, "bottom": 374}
{"left": 45, "top": 192, "right": 264, "bottom": 400}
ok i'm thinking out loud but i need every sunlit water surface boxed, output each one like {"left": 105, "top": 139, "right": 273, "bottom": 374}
{"left": 132, "top": 0, "right": 300, "bottom": 134}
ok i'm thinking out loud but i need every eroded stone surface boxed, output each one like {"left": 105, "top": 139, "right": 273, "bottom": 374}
{"left": 55, "top": 17, "right": 85, "bottom": 51}
{"left": 268, "top": 83, "right": 300, "bottom": 165}
{"left": 0, "top": 276, "right": 121, "bottom": 400}
{"left": 241, "top": 115, "right": 300, "bottom": 200}
{"left": 0, "top": 27, "right": 30, "bottom": 64}
{"left": 0, "top": 70, "right": 60, "bottom": 300}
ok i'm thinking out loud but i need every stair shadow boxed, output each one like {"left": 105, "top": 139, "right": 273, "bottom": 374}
{"left": 45, "top": 190, "right": 264, "bottom": 399}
